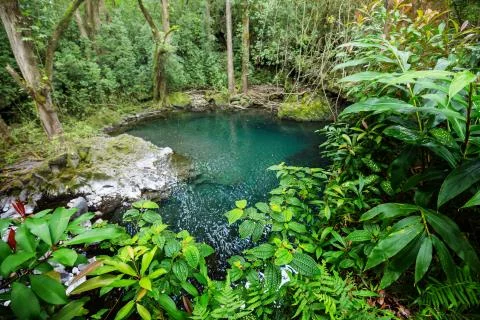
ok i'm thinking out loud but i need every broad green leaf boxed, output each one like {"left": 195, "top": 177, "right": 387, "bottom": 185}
{"left": 164, "top": 239, "right": 181, "bottom": 257}
{"left": 255, "top": 202, "right": 270, "bottom": 213}
{"left": 360, "top": 203, "right": 419, "bottom": 221}
{"left": 235, "top": 199, "right": 247, "bottom": 209}
{"left": 64, "top": 226, "right": 124, "bottom": 245}
{"left": 183, "top": 245, "right": 200, "bottom": 268}
{"left": 438, "top": 159, "right": 480, "bottom": 207}
{"left": 0, "top": 219, "right": 11, "bottom": 234}
{"left": 181, "top": 281, "right": 199, "bottom": 296}
{"left": 332, "top": 58, "right": 369, "bottom": 71}
{"left": 225, "top": 208, "right": 244, "bottom": 224}
{"left": 140, "top": 247, "right": 157, "bottom": 275}
{"left": 50, "top": 248, "right": 78, "bottom": 267}
{"left": 104, "top": 260, "right": 137, "bottom": 277}
{"left": 247, "top": 244, "right": 275, "bottom": 259}
{"left": 49, "top": 207, "right": 76, "bottom": 244}
{"left": 425, "top": 212, "right": 480, "bottom": 270}
{"left": 239, "top": 220, "right": 256, "bottom": 239}
{"left": 431, "top": 235, "right": 456, "bottom": 281}
{"left": 132, "top": 200, "right": 159, "bottom": 209}
{"left": 136, "top": 303, "right": 152, "bottom": 320}
{"left": 274, "top": 248, "right": 293, "bottom": 266}
{"left": 415, "top": 236, "right": 433, "bottom": 284}
{"left": 139, "top": 277, "right": 152, "bottom": 291}
{"left": 251, "top": 222, "right": 264, "bottom": 242}
{"left": 114, "top": 301, "right": 135, "bottom": 320}
{"left": 340, "top": 98, "right": 414, "bottom": 116}
{"left": 365, "top": 222, "right": 424, "bottom": 269}
{"left": 384, "top": 70, "right": 453, "bottom": 85}
{"left": 70, "top": 275, "right": 118, "bottom": 294}
{"left": 157, "top": 293, "right": 178, "bottom": 313}
{"left": 30, "top": 274, "right": 68, "bottom": 304}
{"left": 51, "top": 299, "right": 89, "bottom": 320}
{"left": 339, "top": 71, "right": 388, "bottom": 83}
{"left": 463, "top": 190, "right": 480, "bottom": 208}
{"left": 264, "top": 263, "right": 281, "bottom": 292}
{"left": 449, "top": 71, "right": 476, "bottom": 99}
{"left": 15, "top": 224, "right": 36, "bottom": 253}
{"left": 25, "top": 218, "right": 52, "bottom": 246}
{"left": 380, "top": 233, "right": 424, "bottom": 288}
{"left": 384, "top": 126, "right": 423, "bottom": 143}
{"left": 290, "top": 252, "right": 320, "bottom": 277}
{"left": 172, "top": 260, "right": 189, "bottom": 282}
{"left": 288, "top": 222, "right": 307, "bottom": 234}
{"left": 0, "top": 240, "right": 10, "bottom": 261}
{"left": 347, "top": 230, "right": 372, "bottom": 242}
{"left": 11, "top": 282, "right": 41, "bottom": 320}
{"left": 1, "top": 252, "right": 35, "bottom": 277}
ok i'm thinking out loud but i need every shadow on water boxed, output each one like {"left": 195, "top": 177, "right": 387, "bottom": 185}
{"left": 127, "top": 110, "right": 326, "bottom": 276}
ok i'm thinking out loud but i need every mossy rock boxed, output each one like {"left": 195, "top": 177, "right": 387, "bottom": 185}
{"left": 205, "top": 91, "right": 229, "bottom": 107}
{"left": 167, "top": 92, "right": 192, "bottom": 108}
{"left": 278, "top": 93, "right": 331, "bottom": 121}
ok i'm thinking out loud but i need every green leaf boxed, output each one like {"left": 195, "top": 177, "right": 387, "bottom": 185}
{"left": 225, "top": 208, "right": 244, "bottom": 224}
{"left": 332, "top": 58, "right": 369, "bottom": 71}
{"left": 1, "top": 252, "right": 35, "bottom": 277}
{"left": 360, "top": 203, "right": 419, "bottom": 221}
{"left": 70, "top": 275, "right": 118, "bottom": 294}
{"left": 15, "top": 224, "right": 36, "bottom": 253}
{"left": 49, "top": 207, "right": 76, "bottom": 244}
{"left": 449, "top": 71, "right": 476, "bottom": 99}
{"left": 136, "top": 303, "right": 152, "bottom": 320}
{"left": 164, "top": 239, "right": 181, "bottom": 257}
{"left": 425, "top": 212, "right": 480, "bottom": 270}
{"left": 274, "top": 248, "right": 293, "bottom": 266}
{"left": 140, "top": 247, "right": 157, "bottom": 276}
{"left": 11, "top": 283, "right": 41, "bottom": 320}
{"left": 30, "top": 274, "right": 68, "bottom": 305}
{"left": 384, "top": 70, "right": 452, "bottom": 85}
{"left": 50, "top": 248, "right": 78, "bottom": 267}
{"left": 139, "top": 277, "right": 152, "bottom": 291}
{"left": 431, "top": 235, "right": 456, "bottom": 281}
{"left": 347, "top": 230, "right": 372, "bottom": 242}
{"left": 415, "top": 236, "right": 433, "bottom": 284}
{"left": 264, "top": 263, "right": 281, "bottom": 292}
{"left": 239, "top": 220, "right": 256, "bottom": 239}
{"left": 0, "top": 219, "right": 12, "bottom": 234}
{"left": 365, "top": 222, "right": 424, "bottom": 270}
{"left": 148, "top": 267, "right": 167, "bottom": 279}
{"left": 384, "top": 125, "right": 423, "bottom": 143}
{"left": 251, "top": 222, "right": 264, "bottom": 242}
{"left": 287, "top": 222, "right": 307, "bottom": 234}
{"left": 247, "top": 244, "right": 275, "bottom": 259}
{"left": 438, "top": 159, "right": 480, "bottom": 207}
{"left": 51, "top": 299, "right": 89, "bottom": 320}
{"left": 173, "top": 260, "right": 189, "bottom": 282}
{"left": 181, "top": 281, "right": 199, "bottom": 296}
{"left": 114, "top": 301, "right": 135, "bottom": 320}
{"left": 183, "top": 245, "right": 200, "bottom": 268}
{"left": 132, "top": 200, "right": 159, "bottom": 209}
{"left": 255, "top": 202, "right": 270, "bottom": 213}
{"left": 340, "top": 98, "right": 414, "bottom": 116}
{"left": 64, "top": 226, "right": 124, "bottom": 245}
{"left": 25, "top": 218, "right": 52, "bottom": 246}
{"left": 157, "top": 293, "right": 178, "bottom": 314}
{"left": 104, "top": 260, "right": 137, "bottom": 277}
{"left": 339, "top": 71, "right": 388, "bottom": 83}
{"left": 235, "top": 199, "right": 247, "bottom": 209}
{"left": 290, "top": 252, "right": 320, "bottom": 277}
{"left": 463, "top": 190, "right": 480, "bottom": 208}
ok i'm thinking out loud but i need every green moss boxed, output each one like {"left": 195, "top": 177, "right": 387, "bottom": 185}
{"left": 167, "top": 92, "right": 192, "bottom": 108}
{"left": 278, "top": 93, "right": 331, "bottom": 121}
{"left": 205, "top": 90, "right": 229, "bottom": 107}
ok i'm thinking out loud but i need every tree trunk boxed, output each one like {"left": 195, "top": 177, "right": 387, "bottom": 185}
{"left": 0, "top": 0, "right": 64, "bottom": 138}
{"left": 138, "top": 0, "right": 168, "bottom": 104}
{"left": 204, "top": 0, "right": 212, "bottom": 40}
{"left": 226, "top": 0, "right": 235, "bottom": 94}
{"left": 161, "top": 0, "right": 170, "bottom": 41}
{"left": 241, "top": 0, "right": 250, "bottom": 94}
{"left": 85, "top": 0, "right": 101, "bottom": 40}
{"left": 75, "top": 10, "right": 89, "bottom": 38}
{"left": 0, "top": 115, "right": 12, "bottom": 144}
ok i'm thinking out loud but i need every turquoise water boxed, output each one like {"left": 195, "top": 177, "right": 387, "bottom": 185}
{"left": 127, "top": 111, "right": 326, "bottom": 266}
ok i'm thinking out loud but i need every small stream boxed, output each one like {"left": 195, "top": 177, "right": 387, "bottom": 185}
{"left": 127, "top": 110, "right": 326, "bottom": 270}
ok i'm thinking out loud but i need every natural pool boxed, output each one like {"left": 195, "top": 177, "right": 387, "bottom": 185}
{"left": 127, "top": 111, "right": 326, "bottom": 267}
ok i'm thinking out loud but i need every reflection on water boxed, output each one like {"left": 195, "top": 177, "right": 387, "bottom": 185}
{"left": 127, "top": 111, "right": 326, "bottom": 269}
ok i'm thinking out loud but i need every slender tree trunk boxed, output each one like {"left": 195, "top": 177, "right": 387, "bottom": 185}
{"left": 161, "top": 0, "right": 170, "bottom": 41}
{"left": 226, "top": 0, "right": 235, "bottom": 94}
{"left": 241, "top": 0, "right": 250, "bottom": 94}
{"left": 138, "top": 0, "right": 168, "bottom": 105}
{"left": 0, "top": 115, "right": 12, "bottom": 144}
{"left": 0, "top": 0, "right": 63, "bottom": 138}
{"left": 75, "top": 10, "right": 89, "bottom": 38}
{"left": 85, "top": 0, "right": 101, "bottom": 40}
{"left": 205, "top": 0, "right": 212, "bottom": 40}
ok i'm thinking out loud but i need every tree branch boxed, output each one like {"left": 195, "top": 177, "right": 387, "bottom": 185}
{"left": 45, "top": 0, "right": 86, "bottom": 82}
{"left": 137, "top": 0, "right": 161, "bottom": 41}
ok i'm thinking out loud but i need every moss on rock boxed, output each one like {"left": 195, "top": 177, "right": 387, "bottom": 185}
{"left": 205, "top": 90, "right": 229, "bottom": 107}
{"left": 167, "top": 92, "right": 192, "bottom": 108}
{"left": 278, "top": 93, "right": 331, "bottom": 121}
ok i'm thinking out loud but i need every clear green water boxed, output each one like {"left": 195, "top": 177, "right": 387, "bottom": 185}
{"left": 127, "top": 111, "right": 326, "bottom": 266}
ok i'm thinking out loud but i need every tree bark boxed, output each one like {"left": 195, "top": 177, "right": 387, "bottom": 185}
{"left": 204, "top": 0, "right": 212, "bottom": 40}
{"left": 226, "top": 0, "right": 235, "bottom": 94}
{"left": 241, "top": 0, "right": 250, "bottom": 94}
{"left": 75, "top": 10, "right": 89, "bottom": 38}
{"left": 161, "top": 0, "right": 170, "bottom": 42}
{"left": 138, "top": 0, "right": 168, "bottom": 105}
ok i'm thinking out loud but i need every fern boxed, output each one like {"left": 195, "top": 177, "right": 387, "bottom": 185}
{"left": 418, "top": 267, "right": 480, "bottom": 318}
